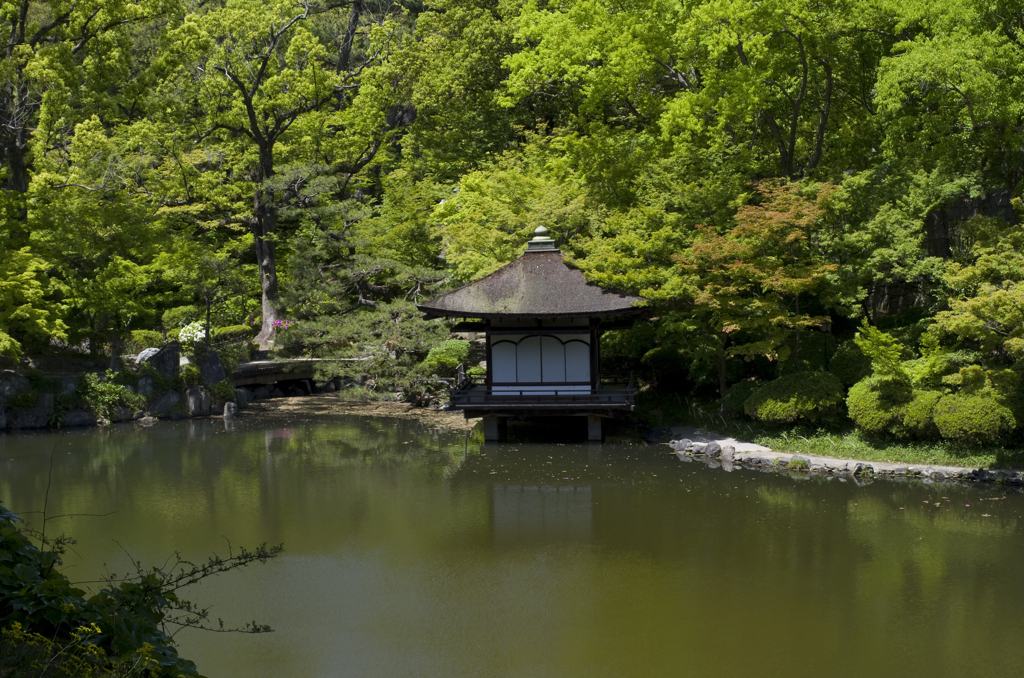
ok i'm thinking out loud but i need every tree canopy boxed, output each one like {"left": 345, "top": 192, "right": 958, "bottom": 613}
{"left": 2, "top": 0, "right": 1024, "bottom": 438}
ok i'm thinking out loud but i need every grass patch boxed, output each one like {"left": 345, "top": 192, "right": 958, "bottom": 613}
{"left": 751, "top": 429, "right": 1024, "bottom": 469}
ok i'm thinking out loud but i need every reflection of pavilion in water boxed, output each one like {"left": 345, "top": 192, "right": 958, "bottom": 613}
{"left": 490, "top": 484, "right": 594, "bottom": 547}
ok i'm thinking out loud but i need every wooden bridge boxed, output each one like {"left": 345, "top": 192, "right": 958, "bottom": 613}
{"left": 232, "top": 358, "right": 364, "bottom": 387}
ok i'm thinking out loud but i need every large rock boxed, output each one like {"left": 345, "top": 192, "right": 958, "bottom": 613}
{"left": 149, "top": 391, "right": 181, "bottom": 417}
{"left": 137, "top": 343, "right": 180, "bottom": 378}
{"left": 0, "top": 370, "right": 30, "bottom": 398}
{"left": 186, "top": 386, "right": 211, "bottom": 416}
{"left": 197, "top": 350, "right": 226, "bottom": 384}
{"left": 138, "top": 376, "right": 154, "bottom": 397}
{"left": 234, "top": 388, "right": 250, "bottom": 409}
{"left": 704, "top": 441, "right": 722, "bottom": 459}
{"left": 7, "top": 393, "right": 54, "bottom": 429}
{"left": 63, "top": 410, "right": 96, "bottom": 427}
{"left": 135, "top": 347, "right": 160, "bottom": 363}
{"left": 252, "top": 386, "right": 269, "bottom": 399}
{"left": 112, "top": 405, "right": 135, "bottom": 423}
{"left": 58, "top": 376, "right": 79, "bottom": 395}
{"left": 224, "top": 401, "right": 238, "bottom": 418}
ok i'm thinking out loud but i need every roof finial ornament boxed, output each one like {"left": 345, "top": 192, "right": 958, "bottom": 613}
{"left": 527, "top": 225, "right": 558, "bottom": 252}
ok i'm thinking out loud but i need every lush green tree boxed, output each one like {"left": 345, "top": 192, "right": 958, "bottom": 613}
{"left": 432, "top": 137, "right": 598, "bottom": 280}
{"left": 277, "top": 219, "right": 452, "bottom": 400}
{"left": 162, "top": 0, "right": 406, "bottom": 347}
{"left": 0, "top": 0, "right": 174, "bottom": 194}
{"left": 158, "top": 237, "right": 253, "bottom": 345}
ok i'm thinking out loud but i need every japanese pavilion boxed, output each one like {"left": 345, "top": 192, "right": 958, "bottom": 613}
{"left": 417, "top": 227, "right": 644, "bottom": 441}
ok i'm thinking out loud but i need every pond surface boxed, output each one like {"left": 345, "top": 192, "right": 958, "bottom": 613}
{"left": 2, "top": 413, "right": 1024, "bottom": 678}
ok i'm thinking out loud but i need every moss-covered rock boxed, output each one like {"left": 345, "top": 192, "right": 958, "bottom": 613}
{"left": 743, "top": 371, "right": 845, "bottom": 424}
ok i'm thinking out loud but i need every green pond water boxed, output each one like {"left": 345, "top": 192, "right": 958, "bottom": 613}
{"left": 2, "top": 413, "right": 1024, "bottom": 677}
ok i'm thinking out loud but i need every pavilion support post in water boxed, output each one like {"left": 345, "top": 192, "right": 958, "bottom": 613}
{"left": 587, "top": 415, "right": 603, "bottom": 442}
{"left": 483, "top": 416, "right": 507, "bottom": 442}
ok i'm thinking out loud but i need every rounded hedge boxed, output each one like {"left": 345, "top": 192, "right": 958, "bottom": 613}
{"left": 212, "top": 324, "right": 256, "bottom": 343}
{"left": 846, "top": 376, "right": 913, "bottom": 434}
{"left": 743, "top": 371, "right": 845, "bottom": 424}
{"left": 932, "top": 393, "right": 1017, "bottom": 444}
{"left": 901, "top": 389, "right": 942, "bottom": 438}
{"left": 419, "top": 340, "right": 470, "bottom": 377}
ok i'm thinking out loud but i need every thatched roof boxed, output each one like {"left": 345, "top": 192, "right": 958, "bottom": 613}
{"left": 418, "top": 250, "right": 644, "bottom": 319}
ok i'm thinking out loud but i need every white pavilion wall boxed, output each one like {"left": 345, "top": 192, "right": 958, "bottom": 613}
{"left": 489, "top": 334, "right": 591, "bottom": 393}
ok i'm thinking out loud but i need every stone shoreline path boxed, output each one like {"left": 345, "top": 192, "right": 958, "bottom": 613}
{"left": 666, "top": 425, "right": 1024, "bottom": 486}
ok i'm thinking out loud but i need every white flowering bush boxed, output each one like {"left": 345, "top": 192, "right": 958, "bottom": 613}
{"left": 178, "top": 321, "right": 206, "bottom": 347}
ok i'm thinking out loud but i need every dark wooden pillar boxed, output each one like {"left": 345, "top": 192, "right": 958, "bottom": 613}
{"left": 589, "top": 326, "right": 598, "bottom": 391}
{"left": 485, "top": 321, "right": 493, "bottom": 388}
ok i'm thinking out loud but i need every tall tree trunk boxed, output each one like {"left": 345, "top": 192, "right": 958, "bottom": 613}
{"left": 2, "top": 141, "right": 29, "bottom": 194}
{"left": 252, "top": 150, "right": 281, "bottom": 349}
{"left": 337, "top": 0, "right": 362, "bottom": 74}
{"left": 107, "top": 329, "right": 122, "bottom": 372}
{"left": 252, "top": 199, "right": 281, "bottom": 349}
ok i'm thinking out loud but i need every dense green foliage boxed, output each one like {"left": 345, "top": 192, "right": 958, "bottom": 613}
{"left": 743, "top": 371, "right": 845, "bottom": 425}
{"left": 0, "top": 504, "right": 280, "bottom": 677}
{"left": 419, "top": 340, "right": 470, "bottom": 377}
{"left": 1, "top": 0, "right": 1023, "bottom": 439}
{"left": 79, "top": 371, "right": 147, "bottom": 421}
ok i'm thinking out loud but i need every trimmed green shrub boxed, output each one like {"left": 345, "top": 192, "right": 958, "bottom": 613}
{"left": 721, "top": 380, "right": 762, "bottom": 417}
{"left": 162, "top": 305, "right": 200, "bottom": 330}
{"left": 848, "top": 368, "right": 1019, "bottom": 442}
{"left": 743, "top": 371, "right": 845, "bottom": 424}
{"left": 933, "top": 393, "right": 1017, "bottom": 444}
{"left": 901, "top": 389, "right": 942, "bottom": 438}
{"left": 846, "top": 375, "right": 913, "bottom": 434}
{"left": 126, "top": 329, "right": 164, "bottom": 354}
{"left": 829, "top": 339, "right": 872, "bottom": 387}
{"left": 213, "top": 324, "right": 256, "bottom": 343}
{"left": 419, "top": 340, "right": 470, "bottom": 377}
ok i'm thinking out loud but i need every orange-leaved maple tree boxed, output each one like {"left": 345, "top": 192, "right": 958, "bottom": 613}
{"left": 672, "top": 181, "right": 841, "bottom": 399}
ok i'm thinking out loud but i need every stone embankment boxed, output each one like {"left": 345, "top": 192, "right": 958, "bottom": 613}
{"left": 669, "top": 438, "right": 1024, "bottom": 485}
{"left": 2, "top": 343, "right": 314, "bottom": 431}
